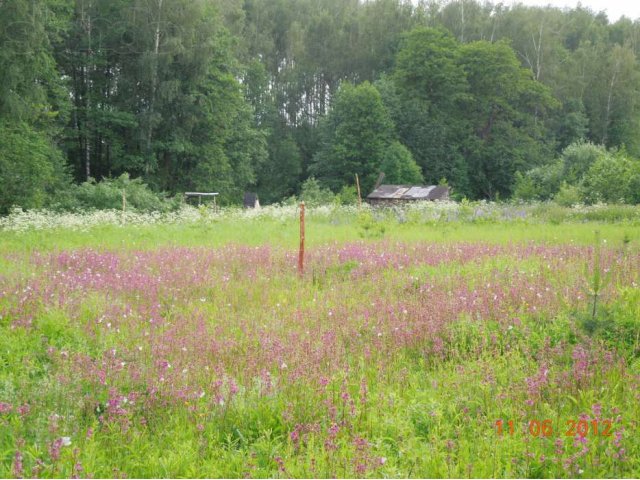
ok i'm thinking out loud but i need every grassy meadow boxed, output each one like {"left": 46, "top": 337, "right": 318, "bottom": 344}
{"left": 0, "top": 204, "right": 639, "bottom": 478}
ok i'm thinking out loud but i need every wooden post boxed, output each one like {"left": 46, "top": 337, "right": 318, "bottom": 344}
{"left": 298, "top": 201, "right": 305, "bottom": 276}
{"left": 355, "top": 173, "right": 362, "bottom": 209}
{"left": 122, "top": 189, "right": 126, "bottom": 222}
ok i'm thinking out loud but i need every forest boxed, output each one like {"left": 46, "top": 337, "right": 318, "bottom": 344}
{"left": 2, "top": 0, "right": 640, "bottom": 212}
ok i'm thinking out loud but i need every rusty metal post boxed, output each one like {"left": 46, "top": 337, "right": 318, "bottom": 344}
{"left": 298, "top": 201, "right": 305, "bottom": 276}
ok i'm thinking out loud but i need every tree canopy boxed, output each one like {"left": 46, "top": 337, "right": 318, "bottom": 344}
{"left": 3, "top": 0, "right": 640, "bottom": 208}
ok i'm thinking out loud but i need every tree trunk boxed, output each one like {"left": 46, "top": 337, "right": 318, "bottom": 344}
{"left": 82, "top": 1, "right": 93, "bottom": 180}
{"left": 146, "top": 0, "right": 163, "bottom": 173}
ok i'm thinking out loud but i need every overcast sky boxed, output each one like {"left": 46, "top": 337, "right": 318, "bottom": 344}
{"left": 504, "top": 0, "right": 640, "bottom": 22}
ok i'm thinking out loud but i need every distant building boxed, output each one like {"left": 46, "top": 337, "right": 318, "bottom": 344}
{"left": 243, "top": 192, "right": 260, "bottom": 209}
{"left": 366, "top": 184, "right": 450, "bottom": 206}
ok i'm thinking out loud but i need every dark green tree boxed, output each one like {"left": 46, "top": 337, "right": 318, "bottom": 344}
{"left": 0, "top": 0, "right": 71, "bottom": 124}
{"left": 0, "top": 0, "right": 72, "bottom": 212}
{"left": 458, "top": 40, "right": 558, "bottom": 198}
{"left": 310, "top": 82, "right": 395, "bottom": 194}
{"left": 0, "top": 122, "right": 70, "bottom": 213}
{"left": 256, "top": 119, "right": 303, "bottom": 204}
{"left": 390, "top": 28, "right": 470, "bottom": 194}
{"left": 380, "top": 141, "right": 424, "bottom": 184}
{"left": 55, "top": 0, "right": 266, "bottom": 203}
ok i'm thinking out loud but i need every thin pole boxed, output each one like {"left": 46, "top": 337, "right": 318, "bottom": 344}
{"left": 298, "top": 201, "right": 305, "bottom": 276}
{"left": 122, "top": 189, "right": 126, "bottom": 222}
{"left": 355, "top": 173, "right": 362, "bottom": 209}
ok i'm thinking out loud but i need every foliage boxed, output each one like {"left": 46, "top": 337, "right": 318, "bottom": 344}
{"left": 63, "top": 174, "right": 169, "bottom": 213}
{"left": 390, "top": 28, "right": 470, "bottom": 195}
{"left": 515, "top": 140, "right": 640, "bottom": 205}
{"left": 4, "top": 0, "right": 640, "bottom": 209}
{"left": 0, "top": 122, "right": 70, "bottom": 214}
{"left": 582, "top": 152, "right": 639, "bottom": 204}
{"left": 256, "top": 110, "right": 303, "bottom": 204}
{"left": 560, "top": 141, "right": 608, "bottom": 184}
{"left": 356, "top": 210, "right": 386, "bottom": 238}
{"left": 390, "top": 28, "right": 558, "bottom": 199}
{"left": 553, "top": 182, "right": 583, "bottom": 207}
{"left": 0, "top": 0, "right": 70, "bottom": 125}
{"left": 458, "top": 40, "right": 558, "bottom": 199}
{"left": 310, "top": 82, "right": 395, "bottom": 194}
{"left": 298, "top": 177, "right": 335, "bottom": 207}
{"left": 56, "top": 0, "right": 266, "bottom": 203}
{"left": 380, "top": 141, "right": 424, "bottom": 185}
{"left": 335, "top": 185, "right": 359, "bottom": 205}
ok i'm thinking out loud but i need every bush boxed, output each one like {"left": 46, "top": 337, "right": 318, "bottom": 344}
{"left": 514, "top": 141, "right": 640, "bottom": 206}
{"left": 578, "top": 287, "right": 640, "bottom": 357}
{"left": 513, "top": 162, "right": 563, "bottom": 201}
{"left": 560, "top": 140, "right": 607, "bottom": 183}
{"left": 298, "top": 177, "right": 335, "bottom": 207}
{"left": 554, "top": 182, "right": 583, "bottom": 207}
{"left": 356, "top": 210, "right": 386, "bottom": 238}
{"left": 582, "top": 154, "right": 633, "bottom": 204}
{"left": 335, "top": 185, "right": 359, "bottom": 205}
{"left": 61, "top": 174, "right": 169, "bottom": 212}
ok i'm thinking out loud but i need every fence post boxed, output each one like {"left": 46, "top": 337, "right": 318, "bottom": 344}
{"left": 122, "top": 189, "right": 127, "bottom": 222}
{"left": 298, "top": 201, "right": 305, "bottom": 276}
{"left": 355, "top": 173, "right": 362, "bottom": 209}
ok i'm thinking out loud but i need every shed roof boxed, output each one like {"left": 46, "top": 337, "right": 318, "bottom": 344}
{"left": 367, "top": 184, "right": 449, "bottom": 200}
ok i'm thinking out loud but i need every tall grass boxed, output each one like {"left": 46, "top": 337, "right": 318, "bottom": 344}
{"left": 0, "top": 212, "right": 639, "bottom": 477}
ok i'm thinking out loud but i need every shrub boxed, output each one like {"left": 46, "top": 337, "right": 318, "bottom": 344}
{"left": 513, "top": 162, "right": 563, "bottom": 201}
{"left": 298, "top": 177, "right": 335, "bottom": 207}
{"left": 554, "top": 182, "right": 583, "bottom": 207}
{"left": 582, "top": 154, "right": 632, "bottom": 204}
{"left": 356, "top": 210, "right": 386, "bottom": 238}
{"left": 67, "top": 174, "right": 169, "bottom": 212}
{"left": 335, "top": 185, "right": 359, "bottom": 205}
{"left": 560, "top": 140, "right": 607, "bottom": 183}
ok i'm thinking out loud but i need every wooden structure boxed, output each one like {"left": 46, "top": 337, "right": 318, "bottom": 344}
{"left": 185, "top": 192, "right": 219, "bottom": 206}
{"left": 243, "top": 192, "right": 260, "bottom": 209}
{"left": 366, "top": 185, "right": 450, "bottom": 206}
{"left": 298, "top": 202, "right": 305, "bottom": 276}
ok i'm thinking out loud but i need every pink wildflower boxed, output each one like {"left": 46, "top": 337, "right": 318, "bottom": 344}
{"left": 12, "top": 451, "right": 23, "bottom": 478}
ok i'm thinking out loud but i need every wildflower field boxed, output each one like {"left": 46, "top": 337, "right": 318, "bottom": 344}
{"left": 1, "top": 205, "right": 639, "bottom": 478}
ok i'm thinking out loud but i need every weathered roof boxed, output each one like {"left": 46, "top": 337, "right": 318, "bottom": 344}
{"left": 366, "top": 184, "right": 449, "bottom": 200}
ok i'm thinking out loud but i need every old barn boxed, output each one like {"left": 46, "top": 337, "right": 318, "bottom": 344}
{"left": 366, "top": 184, "right": 450, "bottom": 206}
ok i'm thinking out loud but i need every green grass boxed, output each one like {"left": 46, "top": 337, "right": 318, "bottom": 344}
{"left": 1, "top": 216, "right": 640, "bottom": 254}
{"left": 0, "top": 212, "right": 639, "bottom": 478}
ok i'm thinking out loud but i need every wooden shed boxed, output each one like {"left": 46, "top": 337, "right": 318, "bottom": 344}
{"left": 366, "top": 184, "right": 450, "bottom": 206}
{"left": 243, "top": 192, "right": 260, "bottom": 209}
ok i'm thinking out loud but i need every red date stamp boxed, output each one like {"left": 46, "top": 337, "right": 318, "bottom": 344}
{"left": 495, "top": 419, "right": 613, "bottom": 437}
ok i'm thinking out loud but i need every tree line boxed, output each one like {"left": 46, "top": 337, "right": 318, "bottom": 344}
{"left": 2, "top": 0, "right": 640, "bottom": 212}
